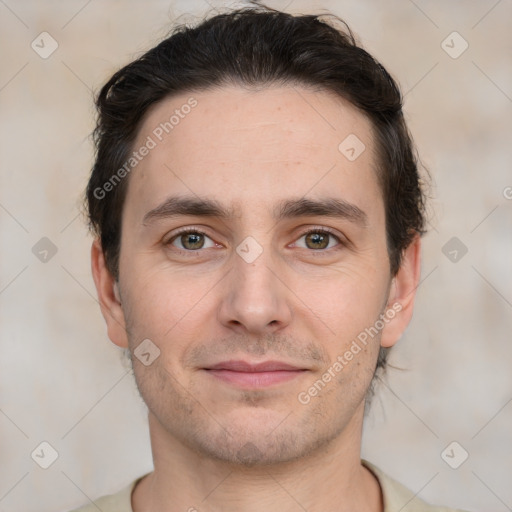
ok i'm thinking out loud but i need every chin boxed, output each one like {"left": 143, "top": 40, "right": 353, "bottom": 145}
{"left": 183, "top": 410, "right": 337, "bottom": 468}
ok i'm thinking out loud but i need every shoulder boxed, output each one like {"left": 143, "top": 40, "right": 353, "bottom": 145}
{"left": 68, "top": 475, "right": 145, "bottom": 512}
{"left": 362, "top": 459, "right": 470, "bottom": 512}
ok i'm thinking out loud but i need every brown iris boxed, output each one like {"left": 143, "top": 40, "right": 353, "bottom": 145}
{"left": 180, "top": 232, "right": 205, "bottom": 250}
{"left": 305, "top": 232, "right": 330, "bottom": 250}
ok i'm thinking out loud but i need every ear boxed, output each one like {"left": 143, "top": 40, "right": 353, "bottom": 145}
{"left": 380, "top": 234, "right": 422, "bottom": 348}
{"left": 91, "top": 239, "right": 129, "bottom": 348}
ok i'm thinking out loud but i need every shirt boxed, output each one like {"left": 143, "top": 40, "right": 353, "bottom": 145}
{"left": 69, "top": 459, "right": 469, "bottom": 512}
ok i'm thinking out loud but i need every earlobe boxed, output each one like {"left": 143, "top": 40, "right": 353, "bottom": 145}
{"left": 90, "top": 239, "right": 129, "bottom": 348}
{"left": 380, "top": 235, "right": 422, "bottom": 348}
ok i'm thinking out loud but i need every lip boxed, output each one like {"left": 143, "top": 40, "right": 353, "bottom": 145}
{"left": 203, "top": 360, "right": 308, "bottom": 388}
{"left": 206, "top": 360, "right": 304, "bottom": 372}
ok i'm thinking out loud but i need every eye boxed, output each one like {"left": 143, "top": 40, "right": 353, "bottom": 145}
{"left": 294, "top": 229, "right": 342, "bottom": 250}
{"left": 167, "top": 229, "right": 217, "bottom": 251}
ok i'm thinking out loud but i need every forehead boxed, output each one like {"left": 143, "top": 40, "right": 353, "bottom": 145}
{"left": 125, "top": 85, "right": 381, "bottom": 223}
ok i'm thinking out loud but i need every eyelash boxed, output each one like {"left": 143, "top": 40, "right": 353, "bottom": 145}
{"left": 165, "top": 226, "right": 344, "bottom": 253}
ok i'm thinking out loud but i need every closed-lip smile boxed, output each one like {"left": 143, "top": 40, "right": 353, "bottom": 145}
{"left": 203, "top": 359, "right": 308, "bottom": 388}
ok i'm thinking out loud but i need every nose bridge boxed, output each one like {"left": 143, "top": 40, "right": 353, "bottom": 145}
{"left": 218, "top": 235, "right": 291, "bottom": 334}
{"left": 236, "top": 242, "right": 276, "bottom": 296}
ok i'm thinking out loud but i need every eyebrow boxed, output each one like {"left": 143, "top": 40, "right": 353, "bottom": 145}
{"left": 142, "top": 195, "right": 368, "bottom": 227}
{"left": 275, "top": 197, "right": 367, "bottom": 227}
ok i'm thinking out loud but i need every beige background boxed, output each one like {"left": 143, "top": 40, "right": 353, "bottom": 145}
{"left": 0, "top": 1, "right": 511, "bottom": 511}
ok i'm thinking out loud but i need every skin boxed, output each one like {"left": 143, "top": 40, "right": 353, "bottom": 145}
{"left": 92, "top": 85, "right": 421, "bottom": 512}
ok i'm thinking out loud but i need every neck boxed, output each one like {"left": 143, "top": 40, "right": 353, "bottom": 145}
{"left": 132, "top": 404, "right": 382, "bottom": 512}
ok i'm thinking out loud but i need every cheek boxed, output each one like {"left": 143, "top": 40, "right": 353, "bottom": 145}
{"left": 293, "top": 259, "right": 389, "bottom": 340}
{"left": 121, "top": 267, "right": 216, "bottom": 358}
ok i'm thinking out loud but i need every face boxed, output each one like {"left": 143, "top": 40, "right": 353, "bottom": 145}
{"left": 93, "top": 85, "right": 418, "bottom": 466}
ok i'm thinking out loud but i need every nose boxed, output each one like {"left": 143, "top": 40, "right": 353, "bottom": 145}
{"left": 217, "top": 246, "right": 292, "bottom": 336}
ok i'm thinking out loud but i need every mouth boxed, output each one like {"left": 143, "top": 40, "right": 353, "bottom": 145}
{"left": 202, "top": 360, "right": 308, "bottom": 389}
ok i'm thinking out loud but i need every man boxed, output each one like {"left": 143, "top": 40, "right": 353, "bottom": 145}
{"left": 73, "top": 5, "right": 468, "bottom": 512}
